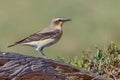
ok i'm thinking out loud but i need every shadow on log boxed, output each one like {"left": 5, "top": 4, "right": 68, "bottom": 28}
{"left": 0, "top": 51, "right": 112, "bottom": 80}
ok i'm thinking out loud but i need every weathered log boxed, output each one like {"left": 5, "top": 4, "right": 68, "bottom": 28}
{"left": 0, "top": 51, "right": 112, "bottom": 80}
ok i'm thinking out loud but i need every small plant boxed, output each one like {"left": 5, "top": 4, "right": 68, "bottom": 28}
{"left": 57, "top": 43, "right": 120, "bottom": 79}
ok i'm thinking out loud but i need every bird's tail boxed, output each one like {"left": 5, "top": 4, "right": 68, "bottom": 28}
{"left": 8, "top": 44, "right": 16, "bottom": 48}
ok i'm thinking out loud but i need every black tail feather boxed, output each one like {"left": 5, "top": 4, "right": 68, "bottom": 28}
{"left": 8, "top": 44, "right": 15, "bottom": 48}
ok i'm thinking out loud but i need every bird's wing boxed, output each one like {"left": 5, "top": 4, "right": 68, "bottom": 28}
{"left": 8, "top": 29, "right": 60, "bottom": 47}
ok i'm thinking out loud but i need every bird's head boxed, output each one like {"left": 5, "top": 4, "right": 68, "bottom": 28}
{"left": 51, "top": 18, "right": 71, "bottom": 29}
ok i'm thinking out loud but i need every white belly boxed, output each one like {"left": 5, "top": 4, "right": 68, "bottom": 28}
{"left": 22, "top": 39, "right": 54, "bottom": 48}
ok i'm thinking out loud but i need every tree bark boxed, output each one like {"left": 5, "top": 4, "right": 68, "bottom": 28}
{"left": 0, "top": 51, "right": 111, "bottom": 80}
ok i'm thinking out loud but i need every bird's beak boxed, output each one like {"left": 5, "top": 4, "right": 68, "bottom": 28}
{"left": 63, "top": 19, "right": 71, "bottom": 22}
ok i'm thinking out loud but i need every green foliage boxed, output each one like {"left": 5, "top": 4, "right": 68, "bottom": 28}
{"left": 57, "top": 43, "right": 120, "bottom": 79}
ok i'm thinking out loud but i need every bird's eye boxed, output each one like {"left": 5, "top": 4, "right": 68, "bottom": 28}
{"left": 58, "top": 19, "right": 62, "bottom": 22}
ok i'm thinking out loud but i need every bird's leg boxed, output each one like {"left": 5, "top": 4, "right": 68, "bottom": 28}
{"left": 36, "top": 47, "right": 47, "bottom": 58}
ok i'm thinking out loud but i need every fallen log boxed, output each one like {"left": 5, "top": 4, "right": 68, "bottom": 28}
{"left": 0, "top": 51, "right": 112, "bottom": 80}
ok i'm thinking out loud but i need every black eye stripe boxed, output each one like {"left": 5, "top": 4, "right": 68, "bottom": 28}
{"left": 59, "top": 19, "right": 62, "bottom": 21}
{"left": 54, "top": 19, "right": 63, "bottom": 23}
{"left": 57, "top": 19, "right": 62, "bottom": 22}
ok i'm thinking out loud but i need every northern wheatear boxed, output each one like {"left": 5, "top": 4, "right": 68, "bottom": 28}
{"left": 8, "top": 18, "right": 71, "bottom": 58}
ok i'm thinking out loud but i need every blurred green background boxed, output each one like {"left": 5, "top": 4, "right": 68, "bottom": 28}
{"left": 0, "top": 0, "right": 120, "bottom": 58}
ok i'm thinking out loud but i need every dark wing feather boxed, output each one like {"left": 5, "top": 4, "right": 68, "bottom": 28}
{"left": 8, "top": 29, "right": 60, "bottom": 47}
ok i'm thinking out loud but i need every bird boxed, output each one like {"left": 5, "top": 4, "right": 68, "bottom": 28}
{"left": 8, "top": 18, "right": 71, "bottom": 58}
